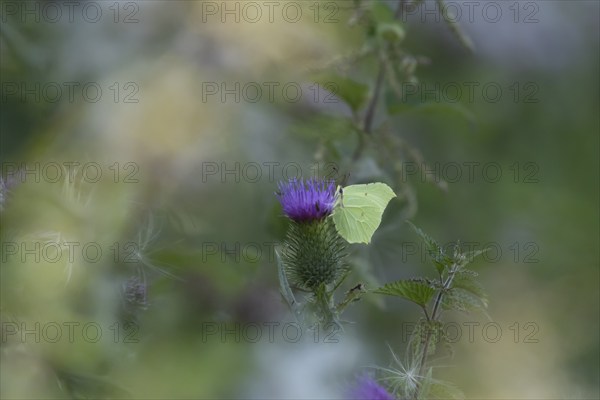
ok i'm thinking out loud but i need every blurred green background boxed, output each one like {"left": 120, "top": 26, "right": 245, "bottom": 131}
{"left": 1, "top": 0, "right": 598, "bottom": 398}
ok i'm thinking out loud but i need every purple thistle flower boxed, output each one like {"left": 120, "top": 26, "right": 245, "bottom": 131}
{"left": 348, "top": 375, "right": 395, "bottom": 400}
{"left": 276, "top": 178, "right": 337, "bottom": 222}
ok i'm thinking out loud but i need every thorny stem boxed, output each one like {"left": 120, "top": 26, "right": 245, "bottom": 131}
{"left": 413, "top": 264, "right": 458, "bottom": 400}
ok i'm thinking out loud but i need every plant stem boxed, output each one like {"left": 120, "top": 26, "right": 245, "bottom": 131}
{"left": 353, "top": 0, "right": 405, "bottom": 165}
{"left": 362, "top": 62, "right": 386, "bottom": 134}
{"left": 413, "top": 264, "right": 458, "bottom": 400}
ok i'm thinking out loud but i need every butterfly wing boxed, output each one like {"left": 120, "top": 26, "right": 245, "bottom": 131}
{"left": 332, "top": 183, "right": 396, "bottom": 244}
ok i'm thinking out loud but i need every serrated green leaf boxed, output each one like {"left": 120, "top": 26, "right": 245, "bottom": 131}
{"left": 409, "top": 319, "right": 443, "bottom": 363}
{"left": 456, "top": 268, "right": 478, "bottom": 277}
{"left": 374, "top": 279, "right": 436, "bottom": 307}
{"left": 453, "top": 270, "right": 488, "bottom": 308}
{"left": 406, "top": 221, "right": 438, "bottom": 251}
{"left": 441, "top": 287, "right": 486, "bottom": 314}
{"left": 332, "top": 182, "right": 396, "bottom": 244}
{"left": 406, "top": 221, "right": 452, "bottom": 273}
{"left": 463, "top": 247, "right": 489, "bottom": 266}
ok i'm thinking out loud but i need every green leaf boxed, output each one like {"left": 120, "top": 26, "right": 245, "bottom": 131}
{"left": 417, "top": 367, "right": 434, "bottom": 400}
{"left": 275, "top": 249, "right": 300, "bottom": 316}
{"left": 312, "top": 74, "right": 369, "bottom": 113}
{"left": 374, "top": 279, "right": 436, "bottom": 307}
{"left": 441, "top": 287, "right": 487, "bottom": 315}
{"left": 409, "top": 320, "right": 443, "bottom": 362}
{"left": 427, "top": 379, "right": 465, "bottom": 400}
{"left": 55, "top": 369, "right": 132, "bottom": 399}
{"left": 406, "top": 221, "right": 438, "bottom": 251}
{"left": 453, "top": 270, "right": 488, "bottom": 308}
{"left": 386, "top": 93, "right": 478, "bottom": 128}
{"left": 332, "top": 182, "right": 396, "bottom": 244}
{"left": 336, "top": 282, "right": 367, "bottom": 313}
{"left": 406, "top": 221, "right": 452, "bottom": 273}
{"left": 463, "top": 247, "right": 489, "bottom": 266}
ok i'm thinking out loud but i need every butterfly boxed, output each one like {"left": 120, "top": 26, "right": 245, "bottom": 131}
{"left": 332, "top": 182, "right": 396, "bottom": 244}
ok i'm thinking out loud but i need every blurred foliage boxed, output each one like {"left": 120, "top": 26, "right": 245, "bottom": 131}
{"left": 1, "top": 0, "right": 598, "bottom": 398}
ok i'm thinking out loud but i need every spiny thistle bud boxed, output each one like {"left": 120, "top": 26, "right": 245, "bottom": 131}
{"left": 348, "top": 375, "right": 395, "bottom": 400}
{"left": 276, "top": 178, "right": 346, "bottom": 291}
